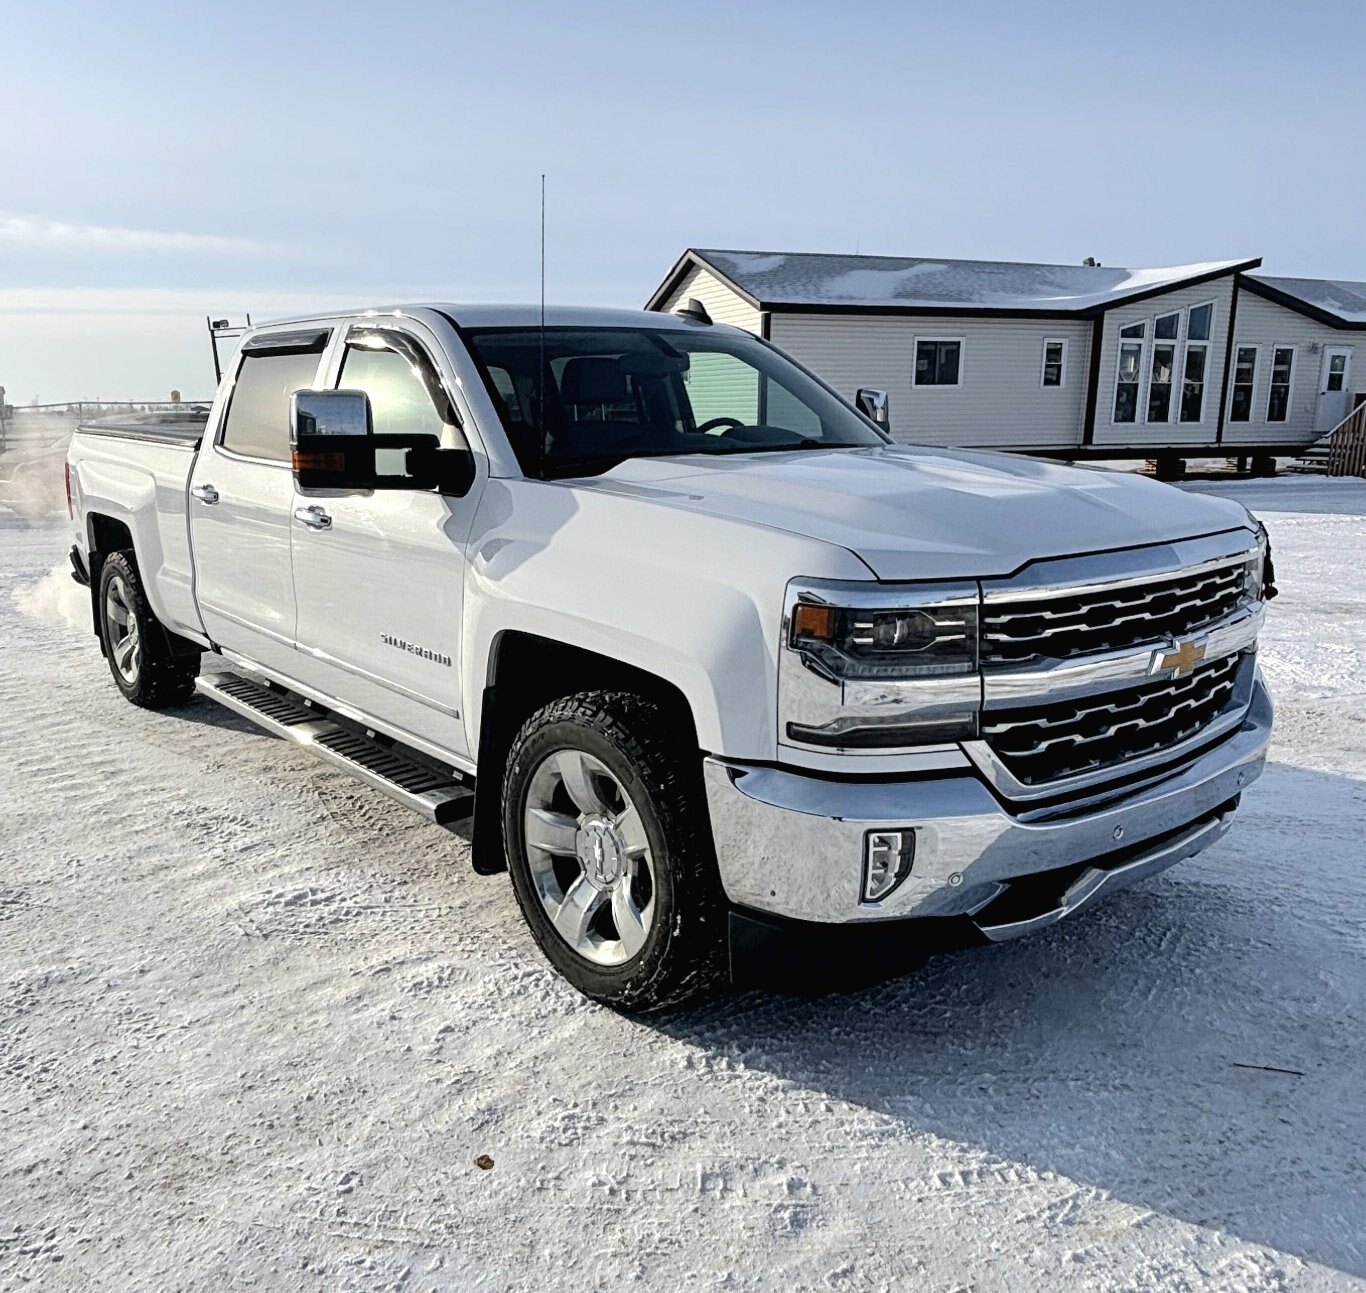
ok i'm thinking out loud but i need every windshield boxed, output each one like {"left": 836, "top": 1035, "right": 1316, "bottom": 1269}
{"left": 460, "top": 325, "right": 887, "bottom": 478}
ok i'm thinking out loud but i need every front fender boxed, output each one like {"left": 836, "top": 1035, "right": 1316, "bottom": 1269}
{"left": 462, "top": 479, "right": 871, "bottom": 758}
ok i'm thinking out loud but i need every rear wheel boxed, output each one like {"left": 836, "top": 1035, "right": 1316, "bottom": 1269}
{"left": 98, "top": 551, "right": 199, "bottom": 708}
{"left": 502, "top": 691, "right": 726, "bottom": 1011}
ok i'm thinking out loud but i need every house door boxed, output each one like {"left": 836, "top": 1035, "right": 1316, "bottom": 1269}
{"left": 1315, "top": 347, "right": 1353, "bottom": 431}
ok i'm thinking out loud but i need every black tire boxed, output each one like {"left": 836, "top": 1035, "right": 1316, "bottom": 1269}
{"left": 97, "top": 551, "right": 199, "bottom": 709}
{"left": 502, "top": 691, "right": 727, "bottom": 1012}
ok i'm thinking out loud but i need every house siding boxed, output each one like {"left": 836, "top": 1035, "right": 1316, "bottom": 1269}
{"left": 1091, "top": 275, "right": 1238, "bottom": 450}
{"left": 767, "top": 313, "right": 1092, "bottom": 450}
{"left": 1223, "top": 293, "right": 1357, "bottom": 448}
{"left": 657, "top": 265, "right": 762, "bottom": 333}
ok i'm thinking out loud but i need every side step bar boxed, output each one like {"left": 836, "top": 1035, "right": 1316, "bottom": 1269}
{"left": 196, "top": 671, "right": 474, "bottom": 826}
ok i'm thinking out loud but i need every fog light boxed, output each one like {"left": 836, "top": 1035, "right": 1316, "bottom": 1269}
{"left": 862, "top": 830, "right": 916, "bottom": 904}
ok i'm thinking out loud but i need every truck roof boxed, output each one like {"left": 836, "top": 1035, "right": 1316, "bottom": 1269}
{"left": 254, "top": 304, "right": 717, "bottom": 332}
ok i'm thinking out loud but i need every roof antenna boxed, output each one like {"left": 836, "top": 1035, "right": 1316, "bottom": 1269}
{"left": 539, "top": 173, "right": 547, "bottom": 472}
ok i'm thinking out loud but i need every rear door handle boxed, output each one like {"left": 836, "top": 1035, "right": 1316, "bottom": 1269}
{"left": 191, "top": 483, "right": 219, "bottom": 504}
{"left": 293, "top": 505, "right": 332, "bottom": 530}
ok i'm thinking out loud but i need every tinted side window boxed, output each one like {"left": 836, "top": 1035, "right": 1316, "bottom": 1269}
{"left": 221, "top": 351, "right": 321, "bottom": 461}
{"left": 339, "top": 344, "right": 446, "bottom": 439}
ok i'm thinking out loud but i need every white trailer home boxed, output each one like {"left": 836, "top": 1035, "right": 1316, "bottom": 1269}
{"left": 1231, "top": 275, "right": 1366, "bottom": 449}
{"left": 646, "top": 249, "right": 1363, "bottom": 471}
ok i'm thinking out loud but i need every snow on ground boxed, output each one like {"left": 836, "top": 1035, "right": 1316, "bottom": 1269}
{"left": 2, "top": 479, "right": 1365, "bottom": 1292}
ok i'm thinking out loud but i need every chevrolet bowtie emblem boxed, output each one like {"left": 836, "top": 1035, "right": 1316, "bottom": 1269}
{"left": 1158, "top": 638, "right": 1207, "bottom": 676}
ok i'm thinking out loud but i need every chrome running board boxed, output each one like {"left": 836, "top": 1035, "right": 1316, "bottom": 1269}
{"left": 196, "top": 671, "right": 474, "bottom": 825}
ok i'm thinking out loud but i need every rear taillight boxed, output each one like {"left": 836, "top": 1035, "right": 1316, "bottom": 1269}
{"left": 64, "top": 461, "right": 73, "bottom": 518}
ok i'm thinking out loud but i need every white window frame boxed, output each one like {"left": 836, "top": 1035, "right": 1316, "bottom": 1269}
{"left": 912, "top": 336, "right": 965, "bottom": 388}
{"left": 1321, "top": 346, "right": 1353, "bottom": 395}
{"left": 1267, "top": 345, "right": 1296, "bottom": 423}
{"left": 1178, "top": 301, "right": 1216, "bottom": 425}
{"left": 1112, "top": 321, "right": 1146, "bottom": 425}
{"left": 1227, "top": 344, "right": 1259, "bottom": 424}
{"left": 1040, "top": 338, "right": 1068, "bottom": 388}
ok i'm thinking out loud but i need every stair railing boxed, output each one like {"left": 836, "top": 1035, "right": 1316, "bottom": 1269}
{"left": 1327, "top": 400, "right": 1366, "bottom": 478}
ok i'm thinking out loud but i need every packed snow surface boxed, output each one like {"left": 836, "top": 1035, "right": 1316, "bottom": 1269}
{"left": 689, "top": 249, "right": 1252, "bottom": 311}
{"left": 3, "top": 476, "right": 1365, "bottom": 1291}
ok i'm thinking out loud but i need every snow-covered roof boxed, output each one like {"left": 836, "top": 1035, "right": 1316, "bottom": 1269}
{"left": 1245, "top": 274, "right": 1366, "bottom": 328}
{"left": 651, "top": 249, "right": 1260, "bottom": 316}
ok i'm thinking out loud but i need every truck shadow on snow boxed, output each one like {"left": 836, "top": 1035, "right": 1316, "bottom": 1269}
{"left": 650, "top": 760, "right": 1366, "bottom": 1278}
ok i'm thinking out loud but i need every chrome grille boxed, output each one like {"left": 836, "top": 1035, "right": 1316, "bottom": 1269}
{"left": 982, "top": 561, "right": 1250, "bottom": 664}
{"left": 983, "top": 653, "right": 1244, "bottom": 786}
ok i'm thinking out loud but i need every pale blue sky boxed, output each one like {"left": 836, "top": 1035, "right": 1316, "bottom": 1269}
{"left": 3, "top": 0, "right": 1364, "bottom": 399}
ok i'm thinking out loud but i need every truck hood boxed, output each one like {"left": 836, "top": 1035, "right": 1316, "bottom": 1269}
{"left": 578, "top": 445, "right": 1253, "bottom": 580}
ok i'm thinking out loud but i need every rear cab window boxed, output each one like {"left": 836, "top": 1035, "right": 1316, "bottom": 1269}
{"left": 219, "top": 331, "right": 329, "bottom": 462}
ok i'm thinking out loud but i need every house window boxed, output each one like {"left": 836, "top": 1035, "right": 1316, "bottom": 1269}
{"left": 1267, "top": 347, "right": 1295, "bottom": 422}
{"left": 1180, "top": 346, "right": 1208, "bottom": 422}
{"left": 1154, "top": 311, "right": 1181, "bottom": 341}
{"left": 1114, "top": 321, "right": 1145, "bottom": 423}
{"left": 1148, "top": 342, "right": 1177, "bottom": 422}
{"left": 1179, "top": 303, "right": 1214, "bottom": 423}
{"left": 914, "top": 339, "right": 962, "bottom": 386}
{"left": 1041, "top": 339, "right": 1067, "bottom": 387}
{"left": 1229, "top": 347, "right": 1257, "bottom": 423}
{"left": 1326, "top": 352, "right": 1349, "bottom": 392}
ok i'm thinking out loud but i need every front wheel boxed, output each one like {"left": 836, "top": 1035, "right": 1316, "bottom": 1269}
{"left": 98, "top": 551, "right": 199, "bottom": 708}
{"left": 502, "top": 691, "right": 726, "bottom": 1012}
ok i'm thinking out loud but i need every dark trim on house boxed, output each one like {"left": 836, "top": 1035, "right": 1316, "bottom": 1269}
{"left": 646, "top": 251, "right": 1263, "bottom": 320}
{"left": 1075, "top": 258, "right": 1261, "bottom": 316}
{"left": 1215, "top": 278, "right": 1242, "bottom": 444}
{"left": 1024, "top": 440, "right": 1319, "bottom": 462}
{"left": 1081, "top": 315, "right": 1105, "bottom": 445}
{"left": 644, "top": 249, "right": 764, "bottom": 312}
{"left": 1237, "top": 274, "right": 1366, "bottom": 331}
{"left": 760, "top": 311, "right": 771, "bottom": 340}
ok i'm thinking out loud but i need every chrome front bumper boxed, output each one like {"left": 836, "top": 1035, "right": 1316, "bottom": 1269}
{"left": 703, "top": 676, "right": 1272, "bottom": 935}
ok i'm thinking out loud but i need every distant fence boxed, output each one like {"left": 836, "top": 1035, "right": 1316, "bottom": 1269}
{"left": 1327, "top": 401, "right": 1366, "bottom": 478}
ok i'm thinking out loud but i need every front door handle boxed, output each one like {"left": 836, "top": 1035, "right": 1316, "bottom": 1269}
{"left": 293, "top": 504, "right": 332, "bottom": 530}
{"left": 191, "top": 483, "right": 219, "bottom": 504}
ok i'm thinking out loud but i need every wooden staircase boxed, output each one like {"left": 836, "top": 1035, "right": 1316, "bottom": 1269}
{"left": 1288, "top": 402, "right": 1366, "bottom": 476}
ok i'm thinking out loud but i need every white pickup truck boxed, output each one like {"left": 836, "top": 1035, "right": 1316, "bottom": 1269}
{"left": 66, "top": 302, "right": 1274, "bottom": 1009}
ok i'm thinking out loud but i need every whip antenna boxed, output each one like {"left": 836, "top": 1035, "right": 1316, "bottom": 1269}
{"left": 539, "top": 173, "right": 547, "bottom": 470}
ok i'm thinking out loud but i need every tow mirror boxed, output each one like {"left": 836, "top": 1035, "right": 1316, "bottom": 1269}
{"left": 855, "top": 387, "right": 890, "bottom": 429}
{"left": 290, "top": 389, "right": 475, "bottom": 495}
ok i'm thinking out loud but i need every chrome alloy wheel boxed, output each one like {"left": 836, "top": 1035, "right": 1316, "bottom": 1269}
{"left": 105, "top": 574, "right": 142, "bottom": 684}
{"left": 522, "top": 749, "right": 656, "bottom": 966}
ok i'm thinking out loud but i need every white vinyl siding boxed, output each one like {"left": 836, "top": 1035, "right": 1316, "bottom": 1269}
{"left": 768, "top": 313, "right": 1092, "bottom": 449}
{"left": 656, "top": 264, "right": 763, "bottom": 334}
{"left": 1092, "top": 276, "right": 1237, "bottom": 448}
{"left": 1224, "top": 292, "right": 1356, "bottom": 448}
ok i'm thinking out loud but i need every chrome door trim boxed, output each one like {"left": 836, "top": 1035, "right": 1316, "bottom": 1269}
{"left": 293, "top": 641, "right": 462, "bottom": 719}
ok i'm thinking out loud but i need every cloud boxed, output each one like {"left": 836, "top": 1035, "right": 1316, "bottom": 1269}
{"left": 0, "top": 213, "right": 281, "bottom": 257}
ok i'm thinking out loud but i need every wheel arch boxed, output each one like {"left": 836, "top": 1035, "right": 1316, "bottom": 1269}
{"left": 468, "top": 629, "right": 702, "bottom": 875}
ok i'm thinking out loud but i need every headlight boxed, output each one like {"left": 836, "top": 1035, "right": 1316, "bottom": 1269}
{"left": 781, "top": 581, "right": 981, "bottom": 751}
{"left": 789, "top": 601, "right": 978, "bottom": 679}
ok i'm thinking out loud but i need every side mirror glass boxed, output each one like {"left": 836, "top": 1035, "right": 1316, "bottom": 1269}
{"left": 290, "top": 388, "right": 476, "bottom": 495}
{"left": 855, "top": 387, "right": 890, "bottom": 429}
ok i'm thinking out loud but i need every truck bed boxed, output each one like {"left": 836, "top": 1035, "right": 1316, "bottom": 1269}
{"left": 76, "top": 409, "right": 210, "bottom": 448}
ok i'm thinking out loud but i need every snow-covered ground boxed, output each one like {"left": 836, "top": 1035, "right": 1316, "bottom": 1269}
{"left": 2, "top": 477, "right": 1364, "bottom": 1292}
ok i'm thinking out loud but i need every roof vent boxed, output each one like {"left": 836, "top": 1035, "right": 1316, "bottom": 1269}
{"left": 674, "top": 297, "right": 712, "bottom": 324}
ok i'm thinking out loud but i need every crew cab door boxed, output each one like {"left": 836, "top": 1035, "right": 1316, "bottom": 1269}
{"left": 189, "top": 329, "right": 330, "bottom": 675}
{"left": 289, "top": 322, "right": 474, "bottom": 759}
